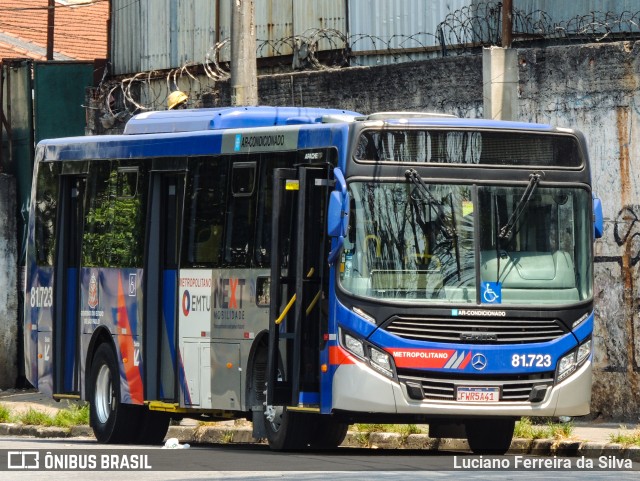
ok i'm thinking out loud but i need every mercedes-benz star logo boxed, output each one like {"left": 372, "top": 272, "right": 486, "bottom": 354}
{"left": 471, "top": 353, "right": 488, "bottom": 371}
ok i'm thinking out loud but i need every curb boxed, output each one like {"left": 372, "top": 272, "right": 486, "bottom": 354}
{"left": 0, "top": 423, "right": 636, "bottom": 458}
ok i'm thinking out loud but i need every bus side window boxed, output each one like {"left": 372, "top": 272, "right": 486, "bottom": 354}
{"left": 34, "top": 162, "right": 59, "bottom": 266}
{"left": 82, "top": 161, "right": 113, "bottom": 267}
{"left": 254, "top": 155, "right": 292, "bottom": 267}
{"left": 184, "top": 157, "right": 229, "bottom": 267}
{"left": 110, "top": 164, "right": 146, "bottom": 268}
{"left": 224, "top": 162, "right": 256, "bottom": 266}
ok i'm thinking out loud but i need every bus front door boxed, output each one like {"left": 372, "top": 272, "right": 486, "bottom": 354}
{"left": 267, "top": 165, "right": 330, "bottom": 407}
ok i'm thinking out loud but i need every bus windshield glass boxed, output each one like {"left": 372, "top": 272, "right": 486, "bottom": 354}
{"left": 340, "top": 181, "right": 592, "bottom": 306}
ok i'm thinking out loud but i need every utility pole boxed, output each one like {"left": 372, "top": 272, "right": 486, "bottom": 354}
{"left": 483, "top": 0, "right": 517, "bottom": 120}
{"left": 46, "top": 0, "right": 55, "bottom": 60}
{"left": 230, "top": 0, "right": 258, "bottom": 106}
{"left": 501, "top": 0, "right": 513, "bottom": 48}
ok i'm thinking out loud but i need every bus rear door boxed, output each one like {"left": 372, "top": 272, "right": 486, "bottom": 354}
{"left": 144, "top": 171, "right": 185, "bottom": 402}
{"left": 53, "top": 174, "right": 85, "bottom": 395}
{"left": 267, "top": 165, "right": 330, "bottom": 407}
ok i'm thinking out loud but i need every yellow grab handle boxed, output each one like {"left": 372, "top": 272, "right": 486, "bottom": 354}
{"left": 275, "top": 294, "right": 297, "bottom": 325}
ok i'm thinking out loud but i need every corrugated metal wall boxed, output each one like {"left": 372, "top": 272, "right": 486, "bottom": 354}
{"left": 112, "top": 0, "right": 217, "bottom": 75}
{"left": 109, "top": 0, "right": 640, "bottom": 75}
{"left": 111, "top": 0, "right": 142, "bottom": 75}
{"left": 347, "top": 0, "right": 473, "bottom": 65}
{"left": 515, "top": 0, "right": 640, "bottom": 21}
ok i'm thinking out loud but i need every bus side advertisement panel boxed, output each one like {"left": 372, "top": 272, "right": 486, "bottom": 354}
{"left": 80, "top": 267, "right": 144, "bottom": 404}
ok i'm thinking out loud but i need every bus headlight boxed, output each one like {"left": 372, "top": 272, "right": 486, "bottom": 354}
{"left": 340, "top": 328, "right": 396, "bottom": 379}
{"left": 370, "top": 347, "right": 393, "bottom": 376}
{"left": 556, "top": 338, "right": 591, "bottom": 383}
{"left": 576, "top": 339, "right": 592, "bottom": 365}
{"left": 556, "top": 352, "right": 576, "bottom": 382}
{"left": 343, "top": 332, "right": 365, "bottom": 359}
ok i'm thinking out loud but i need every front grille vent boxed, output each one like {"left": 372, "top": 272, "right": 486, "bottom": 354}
{"left": 384, "top": 316, "right": 566, "bottom": 344}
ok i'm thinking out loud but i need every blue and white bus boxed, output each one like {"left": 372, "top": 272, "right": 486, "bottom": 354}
{"left": 24, "top": 106, "right": 603, "bottom": 453}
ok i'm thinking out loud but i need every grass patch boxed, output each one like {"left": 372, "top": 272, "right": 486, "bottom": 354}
{"left": 514, "top": 417, "right": 574, "bottom": 440}
{"left": 609, "top": 430, "right": 640, "bottom": 446}
{"left": 0, "top": 403, "right": 11, "bottom": 423}
{"left": 8, "top": 403, "right": 90, "bottom": 428}
{"left": 52, "top": 404, "right": 89, "bottom": 428}
{"left": 352, "top": 423, "right": 423, "bottom": 446}
{"left": 17, "top": 408, "right": 54, "bottom": 426}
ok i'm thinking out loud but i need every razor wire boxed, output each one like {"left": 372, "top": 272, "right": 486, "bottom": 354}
{"left": 92, "top": 2, "right": 640, "bottom": 121}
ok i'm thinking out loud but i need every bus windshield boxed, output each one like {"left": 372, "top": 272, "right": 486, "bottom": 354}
{"left": 340, "top": 181, "right": 592, "bottom": 306}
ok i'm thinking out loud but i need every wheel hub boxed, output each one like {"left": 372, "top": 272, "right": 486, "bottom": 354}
{"left": 94, "top": 364, "right": 114, "bottom": 424}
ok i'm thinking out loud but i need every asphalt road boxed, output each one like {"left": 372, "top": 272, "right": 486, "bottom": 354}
{"left": 0, "top": 436, "right": 638, "bottom": 481}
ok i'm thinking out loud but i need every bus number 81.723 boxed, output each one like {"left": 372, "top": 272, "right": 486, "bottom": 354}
{"left": 30, "top": 286, "right": 53, "bottom": 308}
{"left": 511, "top": 354, "right": 552, "bottom": 368}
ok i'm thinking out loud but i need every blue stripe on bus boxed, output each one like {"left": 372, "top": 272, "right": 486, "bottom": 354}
{"left": 334, "top": 300, "right": 378, "bottom": 339}
{"left": 572, "top": 312, "right": 594, "bottom": 343}
{"left": 298, "top": 391, "right": 320, "bottom": 405}
{"left": 161, "top": 270, "right": 179, "bottom": 399}
{"left": 64, "top": 267, "right": 78, "bottom": 392}
{"left": 368, "top": 326, "right": 579, "bottom": 375}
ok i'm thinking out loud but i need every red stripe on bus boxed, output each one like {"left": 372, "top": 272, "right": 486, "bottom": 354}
{"left": 117, "top": 275, "right": 144, "bottom": 404}
{"left": 459, "top": 351, "right": 472, "bottom": 369}
{"left": 329, "top": 345, "right": 356, "bottom": 365}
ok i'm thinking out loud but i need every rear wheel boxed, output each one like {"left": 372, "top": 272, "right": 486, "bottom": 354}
{"left": 89, "top": 343, "right": 139, "bottom": 443}
{"left": 465, "top": 418, "right": 515, "bottom": 455}
{"left": 136, "top": 409, "right": 170, "bottom": 445}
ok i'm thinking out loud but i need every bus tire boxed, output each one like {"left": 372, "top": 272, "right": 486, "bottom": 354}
{"left": 308, "top": 419, "right": 348, "bottom": 449}
{"left": 465, "top": 418, "right": 515, "bottom": 455}
{"left": 89, "top": 343, "right": 139, "bottom": 444}
{"left": 264, "top": 406, "right": 315, "bottom": 451}
{"left": 136, "top": 409, "right": 170, "bottom": 445}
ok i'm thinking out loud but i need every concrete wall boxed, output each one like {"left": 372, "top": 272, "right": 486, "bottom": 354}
{"left": 0, "top": 174, "right": 17, "bottom": 388}
{"left": 518, "top": 41, "right": 640, "bottom": 420}
{"left": 202, "top": 54, "right": 484, "bottom": 118}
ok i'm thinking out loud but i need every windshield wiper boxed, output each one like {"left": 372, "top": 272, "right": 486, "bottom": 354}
{"left": 405, "top": 168, "right": 460, "bottom": 279}
{"left": 405, "top": 169, "right": 455, "bottom": 238}
{"left": 498, "top": 171, "right": 544, "bottom": 242}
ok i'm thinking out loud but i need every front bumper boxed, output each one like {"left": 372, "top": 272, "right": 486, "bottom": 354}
{"left": 332, "top": 356, "right": 591, "bottom": 417}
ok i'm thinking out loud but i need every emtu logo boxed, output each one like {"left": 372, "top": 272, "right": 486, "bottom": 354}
{"left": 182, "top": 290, "right": 211, "bottom": 317}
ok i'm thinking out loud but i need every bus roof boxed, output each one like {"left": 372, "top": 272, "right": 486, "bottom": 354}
{"left": 123, "top": 106, "right": 362, "bottom": 134}
{"left": 35, "top": 108, "right": 575, "bottom": 164}
{"left": 123, "top": 107, "right": 557, "bottom": 135}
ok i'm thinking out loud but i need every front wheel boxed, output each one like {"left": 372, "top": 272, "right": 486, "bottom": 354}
{"left": 465, "top": 418, "right": 515, "bottom": 455}
{"left": 89, "top": 344, "right": 139, "bottom": 443}
{"left": 308, "top": 419, "right": 348, "bottom": 449}
{"left": 264, "top": 405, "right": 316, "bottom": 451}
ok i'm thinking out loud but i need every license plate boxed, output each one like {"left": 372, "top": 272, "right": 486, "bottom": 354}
{"left": 456, "top": 386, "right": 500, "bottom": 402}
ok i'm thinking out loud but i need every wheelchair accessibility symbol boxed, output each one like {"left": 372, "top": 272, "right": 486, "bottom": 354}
{"left": 482, "top": 282, "right": 502, "bottom": 304}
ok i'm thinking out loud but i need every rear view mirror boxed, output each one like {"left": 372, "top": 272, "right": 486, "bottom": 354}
{"left": 593, "top": 195, "right": 603, "bottom": 239}
{"left": 327, "top": 168, "right": 350, "bottom": 264}
{"left": 328, "top": 191, "right": 347, "bottom": 237}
